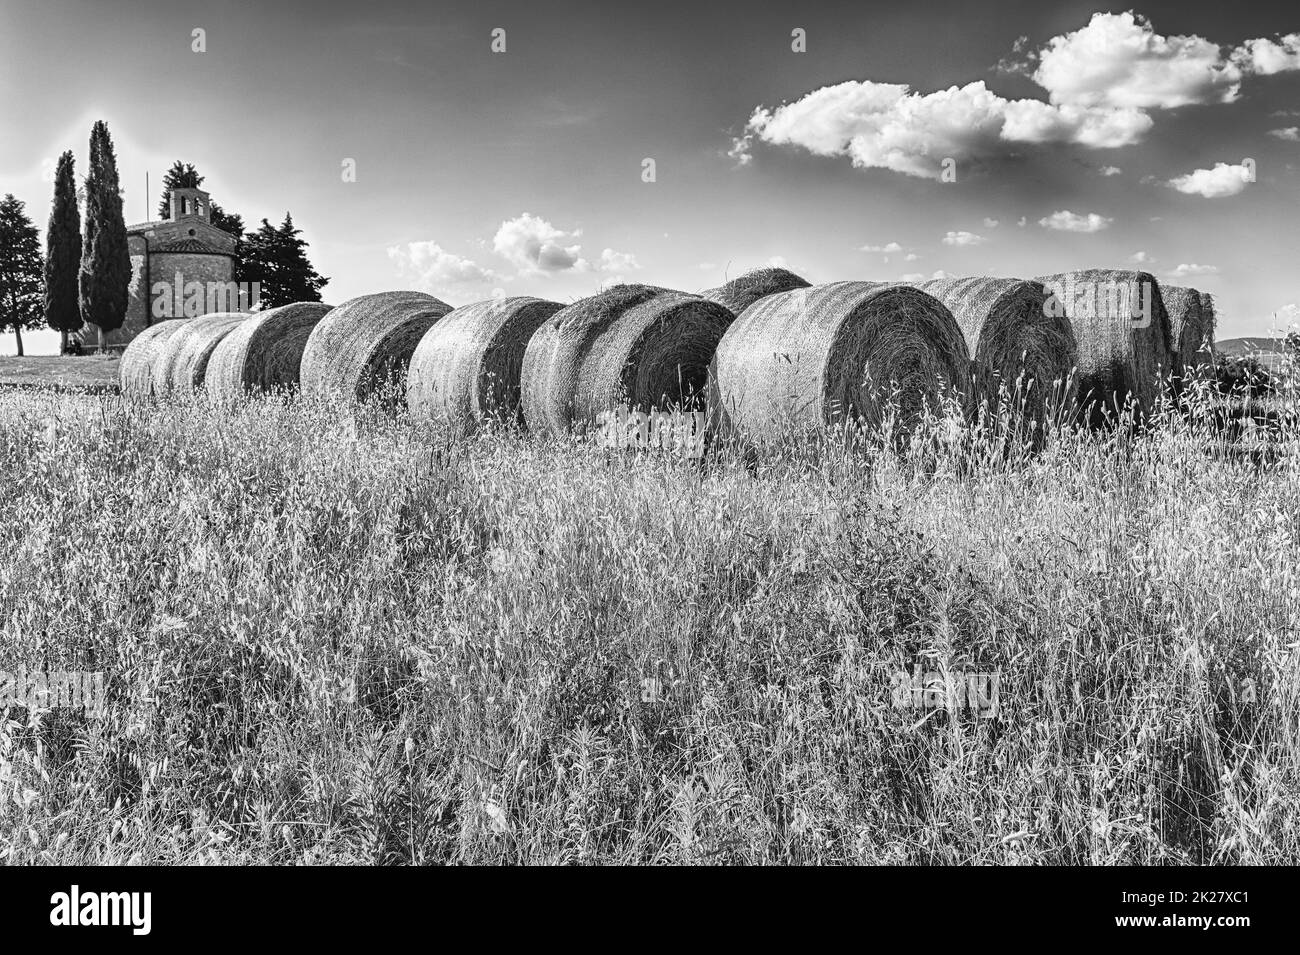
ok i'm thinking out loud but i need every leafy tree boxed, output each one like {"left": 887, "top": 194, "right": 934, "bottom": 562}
{"left": 0, "top": 194, "right": 45, "bottom": 356}
{"left": 44, "top": 150, "right": 83, "bottom": 352}
{"left": 79, "top": 120, "right": 131, "bottom": 351}
{"left": 239, "top": 213, "right": 328, "bottom": 308}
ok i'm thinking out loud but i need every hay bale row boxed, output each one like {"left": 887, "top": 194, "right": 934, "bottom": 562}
{"left": 520, "top": 284, "right": 735, "bottom": 437}
{"left": 300, "top": 291, "right": 452, "bottom": 403}
{"left": 711, "top": 281, "right": 970, "bottom": 439}
{"left": 1163, "top": 284, "right": 1216, "bottom": 378}
{"left": 914, "top": 276, "right": 1076, "bottom": 414}
{"left": 407, "top": 296, "right": 564, "bottom": 434}
{"left": 702, "top": 267, "right": 811, "bottom": 315}
{"left": 151, "top": 312, "right": 247, "bottom": 396}
{"left": 1034, "top": 269, "right": 1171, "bottom": 423}
{"left": 205, "top": 302, "right": 334, "bottom": 402}
{"left": 119, "top": 320, "right": 189, "bottom": 399}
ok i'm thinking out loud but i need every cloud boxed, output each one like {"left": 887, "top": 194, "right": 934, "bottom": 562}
{"left": 1037, "top": 210, "right": 1112, "bottom": 232}
{"left": 737, "top": 15, "right": 1300, "bottom": 180}
{"left": 899, "top": 273, "right": 925, "bottom": 282}
{"left": 1169, "top": 263, "right": 1219, "bottom": 277}
{"left": 983, "top": 217, "right": 1000, "bottom": 228}
{"left": 493, "top": 213, "right": 586, "bottom": 272}
{"left": 743, "top": 79, "right": 1150, "bottom": 180}
{"left": 1017, "top": 217, "right": 1027, "bottom": 227}
{"left": 931, "top": 270, "right": 949, "bottom": 280}
{"left": 1232, "top": 34, "right": 1300, "bottom": 75}
{"left": 1268, "top": 127, "right": 1300, "bottom": 141}
{"left": 904, "top": 252, "right": 920, "bottom": 261}
{"left": 1166, "top": 162, "right": 1252, "bottom": 198}
{"left": 1275, "top": 303, "right": 1300, "bottom": 326}
{"left": 1032, "top": 12, "right": 1243, "bottom": 109}
{"left": 860, "top": 241, "right": 904, "bottom": 253}
{"left": 491, "top": 213, "right": 635, "bottom": 274}
{"left": 387, "top": 241, "right": 497, "bottom": 291}
{"left": 942, "top": 230, "right": 986, "bottom": 246}
{"left": 1129, "top": 251, "right": 1155, "bottom": 264}
{"left": 1099, "top": 165, "right": 1123, "bottom": 176}
{"left": 597, "top": 248, "right": 640, "bottom": 272}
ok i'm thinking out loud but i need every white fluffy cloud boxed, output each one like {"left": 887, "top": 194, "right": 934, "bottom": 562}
{"left": 597, "top": 248, "right": 640, "bottom": 272}
{"left": 491, "top": 213, "right": 636, "bottom": 274}
{"left": 1032, "top": 12, "right": 1243, "bottom": 109}
{"left": 860, "top": 241, "right": 904, "bottom": 253}
{"left": 1129, "top": 251, "right": 1155, "bottom": 264}
{"left": 942, "top": 230, "right": 986, "bottom": 246}
{"left": 1166, "top": 162, "right": 1252, "bottom": 198}
{"left": 1099, "top": 165, "right": 1123, "bottom": 176}
{"left": 1038, "top": 210, "right": 1112, "bottom": 232}
{"left": 1233, "top": 34, "right": 1300, "bottom": 75}
{"left": 736, "top": 14, "right": 1300, "bottom": 179}
{"left": 493, "top": 213, "right": 585, "bottom": 272}
{"left": 741, "top": 79, "right": 1149, "bottom": 180}
{"left": 983, "top": 218, "right": 999, "bottom": 228}
{"left": 1169, "top": 263, "right": 1220, "bottom": 277}
{"left": 388, "top": 241, "right": 497, "bottom": 291}
{"left": 1268, "top": 127, "right": 1300, "bottom": 141}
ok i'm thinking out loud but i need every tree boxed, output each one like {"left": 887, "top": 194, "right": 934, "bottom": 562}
{"left": 239, "top": 213, "right": 328, "bottom": 308}
{"left": 44, "top": 150, "right": 83, "bottom": 352}
{"left": 0, "top": 195, "right": 45, "bottom": 357}
{"left": 79, "top": 120, "right": 131, "bottom": 351}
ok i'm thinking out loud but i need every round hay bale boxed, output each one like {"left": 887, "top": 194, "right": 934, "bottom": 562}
{"left": 407, "top": 296, "right": 564, "bottom": 434}
{"left": 520, "top": 284, "right": 735, "bottom": 436}
{"left": 205, "top": 302, "right": 334, "bottom": 401}
{"left": 1034, "top": 269, "right": 1171, "bottom": 423}
{"left": 702, "top": 267, "right": 811, "bottom": 315}
{"left": 151, "top": 312, "right": 247, "bottom": 396}
{"left": 299, "top": 291, "right": 452, "bottom": 403}
{"left": 1162, "top": 285, "right": 1216, "bottom": 379}
{"left": 914, "top": 276, "right": 1076, "bottom": 414}
{"left": 711, "top": 280, "right": 970, "bottom": 439}
{"left": 119, "top": 320, "right": 189, "bottom": 399}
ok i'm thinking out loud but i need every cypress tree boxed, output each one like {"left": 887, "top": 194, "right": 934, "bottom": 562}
{"left": 79, "top": 120, "right": 131, "bottom": 351}
{"left": 44, "top": 150, "right": 83, "bottom": 352}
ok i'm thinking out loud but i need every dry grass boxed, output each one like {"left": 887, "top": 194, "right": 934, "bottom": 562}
{"left": 520, "top": 285, "right": 734, "bottom": 436}
{"left": 407, "top": 296, "right": 563, "bottom": 434}
{"left": 1, "top": 378, "right": 1297, "bottom": 864}
{"left": 300, "top": 292, "right": 452, "bottom": 404}
{"left": 711, "top": 281, "right": 970, "bottom": 441}
{"left": 205, "top": 302, "right": 334, "bottom": 401}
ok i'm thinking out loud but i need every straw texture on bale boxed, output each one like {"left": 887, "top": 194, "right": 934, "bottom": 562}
{"left": 702, "top": 267, "right": 811, "bottom": 315}
{"left": 299, "top": 291, "right": 452, "bottom": 402}
{"left": 711, "top": 280, "right": 970, "bottom": 439}
{"left": 1034, "top": 269, "right": 1171, "bottom": 422}
{"left": 151, "top": 312, "right": 247, "bottom": 396}
{"left": 407, "top": 296, "right": 564, "bottom": 433}
{"left": 1163, "top": 285, "right": 1215, "bottom": 377}
{"left": 914, "top": 276, "right": 1076, "bottom": 412}
{"left": 119, "top": 320, "right": 189, "bottom": 399}
{"left": 204, "top": 302, "right": 334, "bottom": 401}
{"left": 520, "top": 284, "right": 735, "bottom": 436}
{"left": 1199, "top": 292, "right": 1217, "bottom": 351}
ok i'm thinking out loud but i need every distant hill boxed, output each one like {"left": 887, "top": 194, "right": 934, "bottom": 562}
{"left": 1216, "top": 337, "right": 1292, "bottom": 371}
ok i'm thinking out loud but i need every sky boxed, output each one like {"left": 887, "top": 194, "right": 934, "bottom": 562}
{"left": 1, "top": 0, "right": 1298, "bottom": 354}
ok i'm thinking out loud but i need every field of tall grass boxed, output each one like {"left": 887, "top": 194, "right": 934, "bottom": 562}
{"left": 0, "top": 381, "right": 1297, "bottom": 864}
